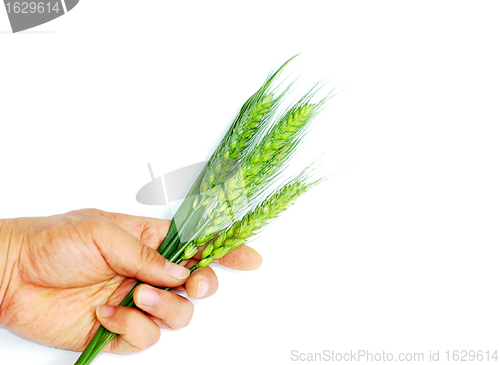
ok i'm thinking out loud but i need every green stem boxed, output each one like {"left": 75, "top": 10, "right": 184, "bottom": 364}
{"left": 161, "top": 205, "right": 207, "bottom": 258}
{"left": 170, "top": 220, "right": 211, "bottom": 262}
{"left": 79, "top": 264, "right": 199, "bottom": 365}
{"left": 74, "top": 220, "right": 209, "bottom": 365}
{"left": 159, "top": 231, "right": 180, "bottom": 257}
{"left": 160, "top": 209, "right": 193, "bottom": 256}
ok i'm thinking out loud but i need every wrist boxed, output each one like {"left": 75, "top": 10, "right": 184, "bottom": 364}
{"left": 0, "top": 218, "right": 21, "bottom": 326}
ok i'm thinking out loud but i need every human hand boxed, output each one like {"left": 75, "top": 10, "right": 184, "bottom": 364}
{"left": 0, "top": 209, "right": 262, "bottom": 353}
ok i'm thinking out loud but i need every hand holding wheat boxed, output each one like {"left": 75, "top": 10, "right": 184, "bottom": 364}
{"left": 0, "top": 55, "right": 344, "bottom": 365}
{"left": 0, "top": 209, "right": 262, "bottom": 352}
{"left": 73, "top": 55, "right": 343, "bottom": 364}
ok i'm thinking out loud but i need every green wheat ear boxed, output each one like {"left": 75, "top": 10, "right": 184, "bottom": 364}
{"left": 195, "top": 168, "right": 321, "bottom": 267}
{"left": 194, "top": 161, "right": 349, "bottom": 266}
{"left": 199, "top": 54, "right": 299, "bottom": 197}
{"left": 184, "top": 83, "right": 335, "bottom": 252}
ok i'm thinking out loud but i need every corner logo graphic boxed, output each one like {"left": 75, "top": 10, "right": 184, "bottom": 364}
{"left": 3, "top": 0, "right": 79, "bottom": 33}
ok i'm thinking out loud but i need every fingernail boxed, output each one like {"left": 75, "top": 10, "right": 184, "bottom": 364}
{"left": 165, "top": 261, "right": 190, "bottom": 280}
{"left": 138, "top": 286, "right": 160, "bottom": 306}
{"left": 196, "top": 279, "right": 210, "bottom": 299}
{"left": 97, "top": 305, "right": 115, "bottom": 318}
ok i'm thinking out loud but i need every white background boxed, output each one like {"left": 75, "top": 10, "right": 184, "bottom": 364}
{"left": 1, "top": 1, "right": 500, "bottom": 364}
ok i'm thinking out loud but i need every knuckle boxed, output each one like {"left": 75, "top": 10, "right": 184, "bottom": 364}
{"left": 136, "top": 245, "right": 159, "bottom": 276}
{"left": 179, "top": 301, "right": 195, "bottom": 329}
{"left": 121, "top": 309, "right": 140, "bottom": 330}
{"left": 140, "top": 244, "right": 157, "bottom": 264}
{"left": 70, "top": 208, "right": 103, "bottom": 217}
{"left": 150, "top": 326, "right": 161, "bottom": 345}
{"left": 134, "top": 323, "right": 161, "bottom": 350}
{"left": 65, "top": 208, "right": 109, "bottom": 230}
{"left": 166, "top": 299, "right": 194, "bottom": 330}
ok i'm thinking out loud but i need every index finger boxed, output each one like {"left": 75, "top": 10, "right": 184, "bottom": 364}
{"left": 92, "top": 210, "right": 262, "bottom": 270}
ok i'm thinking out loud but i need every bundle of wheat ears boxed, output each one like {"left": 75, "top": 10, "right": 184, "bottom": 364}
{"left": 75, "top": 55, "right": 343, "bottom": 365}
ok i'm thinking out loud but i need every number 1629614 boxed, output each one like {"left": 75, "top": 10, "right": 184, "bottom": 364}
{"left": 5, "top": 2, "right": 61, "bottom": 14}
{"left": 445, "top": 350, "right": 498, "bottom": 362}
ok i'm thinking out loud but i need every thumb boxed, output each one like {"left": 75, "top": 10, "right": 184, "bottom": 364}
{"left": 94, "top": 221, "right": 190, "bottom": 287}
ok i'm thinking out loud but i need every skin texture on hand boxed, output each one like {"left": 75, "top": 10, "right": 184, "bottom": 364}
{"left": 0, "top": 209, "right": 262, "bottom": 353}
{"left": 0, "top": 218, "right": 18, "bottom": 326}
